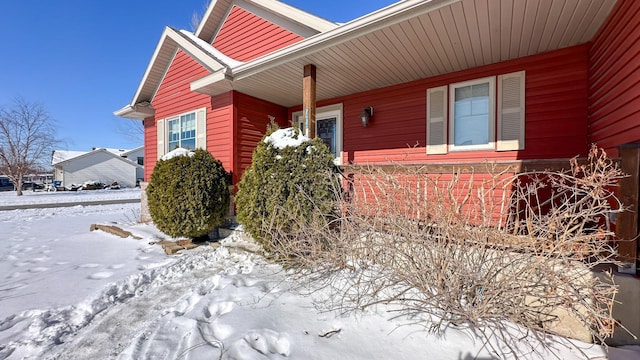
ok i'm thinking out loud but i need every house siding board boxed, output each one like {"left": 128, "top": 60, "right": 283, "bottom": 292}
{"left": 59, "top": 152, "right": 138, "bottom": 188}
{"left": 143, "top": 117, "right": 157, "bottom": 181}
{"left": 234, "top": 92, "right": 288, "bottom": 183}
{"left": 153, "top": 50, "right": 211, "bottom": 120}
{"left": 212, "top": 6, "right": 303, "bottom": 62}
{"left": 207, "top": 92, "right": 234, "bottom": 173}
{"left": 149, "top": 50, "right": 236, "bottom": 177}
{"left": 588, "top": 0, "right": 640, "bottom": 157}
{"left": 288, "top": 45, "right": 589, "bottom": 165}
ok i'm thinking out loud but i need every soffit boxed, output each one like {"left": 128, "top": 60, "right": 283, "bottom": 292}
{"left": 196, "top": 0, "right": 617, "bottom": 107}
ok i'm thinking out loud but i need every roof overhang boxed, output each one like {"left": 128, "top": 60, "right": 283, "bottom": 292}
{"left": 195, "top": 0, "right": 338, "bottom": 43}
{"left": 114, "top": 103, "right": 155, "bottom": 119}
{"left": 192, "top": 0, "right": 617, "bottom": 107}
{"left": 114, "top": 27, "right": 234, "bottom": 120}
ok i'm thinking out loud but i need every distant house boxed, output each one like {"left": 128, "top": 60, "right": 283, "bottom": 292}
{"left": 51, "top": 146, "right": 144, "bottom": 188}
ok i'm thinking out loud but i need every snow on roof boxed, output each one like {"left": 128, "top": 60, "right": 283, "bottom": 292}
{"left": 51, "top": 150, "right": 87, "bottom": 165}
{"left": 179, "top": 29, "right": 244, "bottom": 68}
{"left": 52, "top": 147, "right": 142, "bottom": 165}
{"left": 161, "top": 148, "right": 195, "bottom": 160}
{"left": 264, "top": 128, "right": 310, "bottom": 149}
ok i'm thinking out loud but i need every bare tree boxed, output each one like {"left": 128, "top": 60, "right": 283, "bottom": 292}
{"left": 114, "top": 116, "right": 144, "bottom": 145}
{"left": 0, "top": 97, "right": 59, "bottom": 196}
{"left": 189, "top": 0, "right": 210, "bottom": 31}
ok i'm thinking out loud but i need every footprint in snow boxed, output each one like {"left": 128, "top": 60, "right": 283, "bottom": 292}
{"left": 232, "top": 277, "right": 259, "bottom": 288}
{"left": 0, "top": 283, "right": 27, "bottom": 291}
{"left": 87, "top": 271, "right": 114, "bottom": 280}
{"left": 198, "top": 320, "right": 233, "bottom": 341}
{"left": 77, "top": 263, "right": 101, "bottom": 269}
{"left": 241, "top": 329, "right": 291, "bottom": 357}
{"left": 110, "top": 263, "right": 125, "bottom": 269}
{"left": 6, "top": 272, "right": 21, "bottom": 279}
{"left": 205, "top": 301, "right": 234, "bottom": 319}
{"left": 28, "top": 267, "right": 48, "bottom": 273}
{"left": 196, "top": 274, "right": 220, "bottom": 295}
{"left": 137, "top": 259, "right": 173, "bottom": 270}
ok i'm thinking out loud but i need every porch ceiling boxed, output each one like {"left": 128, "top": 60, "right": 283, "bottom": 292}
{"left": 194, "top": 0, "right": 617, "bottom": 108}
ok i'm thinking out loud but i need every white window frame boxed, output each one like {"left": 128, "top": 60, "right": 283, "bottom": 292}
{"left": 292, "top": 103, "right": 343, "bottom": 165}
{"left": 448, "top": 76, "right": 496, "bottom": 152}
{"left": 167, "top": 111, "right": 197, "bottom": 151}
{"left": 157, "top": 107, "right": 206, "bottom": 159}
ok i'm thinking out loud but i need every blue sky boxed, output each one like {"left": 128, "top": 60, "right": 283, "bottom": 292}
{"left": 0, "top": 1, "right": 396, "bottom": 155}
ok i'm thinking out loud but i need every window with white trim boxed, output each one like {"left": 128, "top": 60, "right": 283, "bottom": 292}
{"left": 168, "top": 112, "right": 196, "bottom": 150}
{"left": 450, "top": 77, "right": 495, "bottom": 151}
{"left": 293, "top": 104, "right": 343, "bottom": 164}
{"left": 426, "top": 71, "right": 525, "bottom": 154}
{"left": 156, "top": 108, "right": 207, "bottom": 159}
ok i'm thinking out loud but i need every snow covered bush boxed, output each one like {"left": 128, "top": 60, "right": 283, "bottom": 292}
{"left": 147, "top": 148, "right": 230, "bottom": 240}
{"left": 235, "top": 126, "right": 340, "bottom": 252}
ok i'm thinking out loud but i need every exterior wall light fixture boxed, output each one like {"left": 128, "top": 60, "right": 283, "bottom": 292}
{"left": 360, "top": 106, "right": 373, "bottom": 127}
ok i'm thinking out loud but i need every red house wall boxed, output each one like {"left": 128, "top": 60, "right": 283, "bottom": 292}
{"left": 212, "top": 6, "right": 303, "bottom": 62}
{"left": 143, "top": 116, "right": 157, "bottom": 181}
{"left": 362, "top": 45, "right": 588, "bottom": 164}
{"left": 289, "top": 45, "right": 590, "bottom": 165}
{"left": 144, "top": 50, "right": 234, "bottom": 180}
{"left": 234, "top": 91, "right": 288, "bottom": 184}
{"left": 207, "top": 92, "right": 234, "bottom": 171}
{"left": 588, "top": 0, "right": 640, "bottom": 157}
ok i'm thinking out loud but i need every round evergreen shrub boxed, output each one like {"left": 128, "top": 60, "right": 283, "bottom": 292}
{"left": 236, "top": 126, "right": 340, "bottom": 250}
{"left": 147, "top": 149, "right": 230, "bottom": 240}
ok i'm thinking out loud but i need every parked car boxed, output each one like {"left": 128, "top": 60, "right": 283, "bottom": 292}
{"left": 21, "top": 181, "right": 45, "bottom": 191}
{"left": 0, "top": 177, "right": 15, "bottom": 191}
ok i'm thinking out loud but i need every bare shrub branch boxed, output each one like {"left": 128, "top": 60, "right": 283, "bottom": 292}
{"left": 258, "top": 145, "right": 627, "bottom": 358}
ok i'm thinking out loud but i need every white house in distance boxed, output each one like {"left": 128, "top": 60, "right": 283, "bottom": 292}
{"left": 51, "top": 146, "right": 144, "bottom": 188}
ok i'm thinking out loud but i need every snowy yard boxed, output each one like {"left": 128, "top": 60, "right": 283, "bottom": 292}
{"left": 0, "top": 191, "right": 639, "bottom": 359}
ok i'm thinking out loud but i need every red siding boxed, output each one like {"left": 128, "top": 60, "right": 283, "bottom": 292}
{"left": 212, "top": 6, "right": 303, "bottom": 62}
{"left": 588, "top": 0, "right": 640, "bottom": 157}
{"left": 207, "top": 92, "right": 234, "bottom": 172}
{"left": 234, "top": 91, "right": 288, "bottom": 183}
{"left": 143, "top": 116, "right": 156, "bottom": 181}
{"left": 145, "top": 50, "right": 235, "bottom": 179}
{"left": 290, "top": 45, "right": 590, "bottom": 165}
{"left": 153, "top": 50, "right": 211, "bottom": 120}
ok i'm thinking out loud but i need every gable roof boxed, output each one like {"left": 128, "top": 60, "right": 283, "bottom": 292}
{"left": 115, "top": 0, "right": 336, "bottom": 119}
{"left": 118, "top": 146, "right": 145, "bottom": 157}
{"left": 52, "top": 150, "right": 87, "bottom": 165}
{"left": 116, "top": 0, "right": 618, "bottom": 119}
{"left": 52, "top": 148, "right": 144, "bottom": 167}
{"left": 114, "top": 26, "right": 237, "bottom": 119}
{"left": 196, "top": 0, "right": 338, "bottom": 42}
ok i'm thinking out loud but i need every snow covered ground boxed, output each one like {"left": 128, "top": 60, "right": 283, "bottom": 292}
{"left": 0, "top": 191, "right": 639, "bottom": 359}
{"left": 0, "top": 188, "right": 140, "bottom": 207}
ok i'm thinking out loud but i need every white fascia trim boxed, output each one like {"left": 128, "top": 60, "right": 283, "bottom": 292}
{"left": 179, "top": 29, "right": 244, "bottom": 68}
{"left": 231, "top": 0, "right": 460, "bottom": 80}
{"left": 245, "top": 0, "right": 338, "bottom": 33}
{"left": 113, "top": 104, "right": 155, "bottom": 120}
{"left": 127, "top": 27, "right": 228, "bottom": 109}
{"left": 166, "top": 28, "right": 228, "bottom": 73}
{"left": 190, "top": 70, "right": 233, "bottom": 92}
{"left": 195, "top": 0, "right": 337, "bottom": 41}
{"left": 129, "top": 27, "right": 175, "bottom": 107}
{"left": 195, "top": 0, "right": 226, "bottom": 38}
